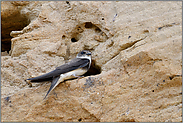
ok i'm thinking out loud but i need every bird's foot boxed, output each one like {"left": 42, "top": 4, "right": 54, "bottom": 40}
{"left": 72, "top": 74, "right": 84, "bottom": 83}
{"left": 76, "top": 76, "right": 83, "bottom": 83}
{"left": 53, "top": 91, "right": 58, "bottom": 98}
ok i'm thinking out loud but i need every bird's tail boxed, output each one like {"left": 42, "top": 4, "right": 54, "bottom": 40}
{"left": 26, "top": 70, "right": 59, "bottom": 82}
{"left": 43, "top": 76, "right": 61, "bottom": 100}
{"left": 26, "top": 77, "right": 53, "bottom": 83}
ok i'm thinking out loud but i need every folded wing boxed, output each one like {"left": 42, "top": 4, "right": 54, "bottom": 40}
{"left": 27, "top": 58, "right": 90, "bottom": 82}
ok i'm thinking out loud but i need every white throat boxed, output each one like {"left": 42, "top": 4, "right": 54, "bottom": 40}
{"left": 77, "top": 55, "right": 92, "bottom": 68}
{"left": 77, "top": 55, "right": 91, "bottom": 61}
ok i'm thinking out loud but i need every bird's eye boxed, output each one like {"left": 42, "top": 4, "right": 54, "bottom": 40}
{"left": 81, "top": 51, "right": 85, "bottom": 54}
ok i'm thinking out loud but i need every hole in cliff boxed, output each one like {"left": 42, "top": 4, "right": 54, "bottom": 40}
{"left": 76, "top": 26, "right": 84, "bottom": 33}
{"left": 1, "top": 2, "right": 30, "bottom": 53}
{"left": 85, "top": 22, "right": 93, "bottom": 28}
{"left": 71, "top": 33, "right": 82, "bottom": 43}
{"left": 143, "top": 30, "right": 149, "bottom": 33}
{"left": 95, "top": 27, "right": 101, "bottom": 33}
{"left": 78, "top": 118, "right": 82, "bottom": 122}
{"left": 71, "top": 38, "right": 78, "bottom": 42}
{"left": 62, "top": 35, "right": 66, "bottom": 39}
{"left": 84, "top": 60, "right": 101, "bottom": 76}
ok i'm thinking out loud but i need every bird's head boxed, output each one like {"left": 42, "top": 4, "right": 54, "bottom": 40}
{"left": 76, "top": 50, "right": 92, "bottom": 60}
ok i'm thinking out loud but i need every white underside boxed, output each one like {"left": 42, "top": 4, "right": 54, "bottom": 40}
{"left": 56, "top": 68, "right": 87, "bottom": 85}
{"left": 50, "top": 68, "right": 87, "bottom": 92}
{"left": 60, "top": 68, "right": 87, "bottom": 80}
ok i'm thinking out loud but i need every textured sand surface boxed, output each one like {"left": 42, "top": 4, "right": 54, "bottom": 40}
{"left": 1, "top": 1, "right": 182, "bottom": 122}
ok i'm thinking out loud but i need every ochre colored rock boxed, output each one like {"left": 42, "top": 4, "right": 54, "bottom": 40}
{"left": 1, "top": 1, "right": 182, "bottom": 122}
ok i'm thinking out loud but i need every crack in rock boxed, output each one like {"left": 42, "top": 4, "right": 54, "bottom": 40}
{"left": 110, "top": 35, "right": 148, "bottom": 62}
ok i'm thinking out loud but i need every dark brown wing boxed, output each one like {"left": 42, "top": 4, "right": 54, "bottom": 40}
{"left": 27, "top": 58, "right": 90, "bottom": 82}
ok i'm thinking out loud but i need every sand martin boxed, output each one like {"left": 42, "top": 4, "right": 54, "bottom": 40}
{"left": 27, "top": 50, "right": 92, "bottom": 99}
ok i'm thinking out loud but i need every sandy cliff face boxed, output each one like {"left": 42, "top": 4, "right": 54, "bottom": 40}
{"left": 1, "top": 1, "right": 182, "bottom": 122}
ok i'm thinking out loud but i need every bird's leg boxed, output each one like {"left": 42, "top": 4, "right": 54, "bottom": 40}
{"left": 72, "top": 74, "right": 84, "bottom": 83}
{"left": 53, "top": 90, "right": 58, "bottom": 98}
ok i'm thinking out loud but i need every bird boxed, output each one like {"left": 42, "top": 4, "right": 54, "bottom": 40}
{"left": 26, "top": 50, "right": 92, "bottom": 99}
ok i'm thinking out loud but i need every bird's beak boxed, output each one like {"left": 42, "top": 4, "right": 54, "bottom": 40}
{"left": 86, "top": 52, "right": 91, "bottom": 55}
